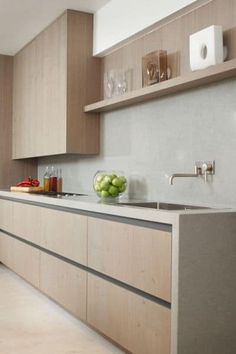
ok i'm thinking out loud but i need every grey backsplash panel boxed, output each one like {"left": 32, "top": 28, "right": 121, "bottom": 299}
{"left": 38, "top": 78, "right": 236, "bottom": 208}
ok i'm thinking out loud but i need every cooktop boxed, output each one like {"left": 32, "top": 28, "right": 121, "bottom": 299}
{"left": 30, "top": 191, "right": 87, "bottom": 198}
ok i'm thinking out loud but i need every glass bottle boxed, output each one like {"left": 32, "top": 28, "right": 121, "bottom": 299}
{"left": 43, "top": 166, "right": 50, "bottom": 192}
{"left": 57, "top": 168, "right": 63, "bottom": 193}
{"left": 49, "top": 166, "right": 57, "bottom": 192}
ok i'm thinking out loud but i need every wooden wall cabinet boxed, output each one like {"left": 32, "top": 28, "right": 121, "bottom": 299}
{"left": 13, "top": 10, "right": 100, "bottom": 159}
{"left": 0, "top": 55, "right": 37, "bottom": 185}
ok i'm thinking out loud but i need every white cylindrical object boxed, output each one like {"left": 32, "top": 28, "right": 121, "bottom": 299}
{"left": 189, "top": 25, "right": 224, "bottom": 71}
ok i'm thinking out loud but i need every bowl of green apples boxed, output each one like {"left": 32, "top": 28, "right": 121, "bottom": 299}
{"left": 93, "top": 171, "right": 127, "bottom": 199}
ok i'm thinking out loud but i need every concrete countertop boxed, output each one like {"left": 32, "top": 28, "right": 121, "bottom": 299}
{"left": 0, "top": 190, "right": 233, "bottom": 226}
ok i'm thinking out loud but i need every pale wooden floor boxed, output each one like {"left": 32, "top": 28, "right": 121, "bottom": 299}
{"left": 0, "top": 264, "right": 124, "bottom": 354}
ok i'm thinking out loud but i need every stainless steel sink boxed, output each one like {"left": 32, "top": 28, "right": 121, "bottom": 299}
{"left": 119, "top": 201, "right": 210, "bottom": 210}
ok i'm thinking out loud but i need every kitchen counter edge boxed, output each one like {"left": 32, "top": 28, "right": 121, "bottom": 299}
{"left": 0, "top": 191, "right": 234, "bottom": 226}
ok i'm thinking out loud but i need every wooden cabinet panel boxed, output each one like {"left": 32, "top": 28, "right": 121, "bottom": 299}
{"left": 88, "top": 217, "right": 171, "bottom": 302}
{"left": 0, "top": 199, "right": 13, "bottom": 234}
{"left": 10, "top": 202, "right": 87, "bottom": 264}
{"left": 0, "top": 55, "right": 37, "bottom": 186}
{"left": 13, "top": 14, "right": 67, "bottom": 158}
{"left": 41, "top": 208, "right": 87, "bottom": 265}
{"left": 13, "top": 41, "right": 37, "bottom": 158}
{"left": 12, "top": 237, "right": 40, "bottom": 287}
{"left": 66, "top": 10, "right": 101, "bottom": 154}
{"left": 0, "top": 232, "right": 15, "bottom": 269}
{"left": 13, "top": 10, "right": 100, "bottom": 159}
{"left": 0, "top": 201, "right": 172, "bottom": 352}
{"left": 12, "top": 202, "right": 42, "bottom": 245}
{"left": 40, "top": 252, "right": 87, "bottom": 320}
{"left": 87, "top": 273, "right": 171, "bottom": 354}
{"left": 0, "top": 232, "right": 40, "bottom": 287}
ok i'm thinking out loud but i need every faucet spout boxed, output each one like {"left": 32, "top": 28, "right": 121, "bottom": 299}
{"left": 169, "top": 173, "right": 199, "bottom": 185}
{"left": 169, "top": 161, "right": 215, "bottom": 185}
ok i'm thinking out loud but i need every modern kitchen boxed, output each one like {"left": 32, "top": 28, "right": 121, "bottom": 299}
{"left": 0, "top": 0, "right": 236, "bottom": 353}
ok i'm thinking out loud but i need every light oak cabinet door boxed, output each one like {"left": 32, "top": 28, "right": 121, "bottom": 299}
{"left": 40, "top": 208, "right": 87, "bottom": 265}
{"left": 40, "top": 252, "right": 87, "bottom": 321}
{"left": 11, "top": 202, "right": 87, "bottom": 265}
{"left": 0, "top": 232, "right": 15, "bottom": 269}
{"left": 87, "top": 273, "right": 171, "bottom": 354}
{"left": 0, "top": 55, "right": 37, "bottom": 186}
{"left": 12, "top": 202, "right": 42, "bottom": 245}
{"left": 0, "top": 232, "right": 40, "bottom": 287}
{"left": 13, "top": 10, "right": 100, "bottom": 159}
{"left": 88, "top": 217, "right": 171, "bottom": 302}
{"left": 0, "top": 199, "right": 13, "bottom": 234}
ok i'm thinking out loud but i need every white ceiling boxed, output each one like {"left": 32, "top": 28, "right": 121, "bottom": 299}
{"left": 0, "top": 0, "right": 111, "bottom": 55}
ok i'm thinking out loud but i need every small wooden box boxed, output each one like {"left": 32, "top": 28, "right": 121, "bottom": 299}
{"left": 142, "top": 50, "right": 167, "bottom": 87}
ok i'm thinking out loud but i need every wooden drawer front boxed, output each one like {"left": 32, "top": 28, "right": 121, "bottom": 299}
{"left": 88, "top": 274, "right": 171, "bottom": 354}
{"left": 0, "top": 232, "right": 40, "bottom": 287}
{"left": 12, "top": 202, "right": 42, "bottom": 245}
{"left": 88, "top": 217, "right": 171, "bottom": 302}
{"left": 41, "top": 208, "right": 87, "bottom": 265}
{"left": 40, "top": 252, "right": 87, "bottom": 321}
{"left": 0, "top": 231, "right": 15, "bottom": 269}
{"left": 0, "top": 199, "right": 13, "bottom": 234}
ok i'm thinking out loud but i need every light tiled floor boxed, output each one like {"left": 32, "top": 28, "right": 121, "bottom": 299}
{"left": 0, "top": 264, "right": 124, "bottom": 354}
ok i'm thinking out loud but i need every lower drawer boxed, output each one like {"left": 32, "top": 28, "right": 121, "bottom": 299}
{"left": 40, "top": 252, "right": 87, "bottom": 321}
{"left": 0, "top": 232, "right": 40, "bottom": 287}
{"left": 87, "top": 273, "right": 171, "bottom": 354}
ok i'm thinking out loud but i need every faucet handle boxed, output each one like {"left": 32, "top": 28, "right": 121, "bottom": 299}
{"left": 196, "top": 160, "right": 215, "bottom": 183}
{"left": 202, "top": 163, "right": 209, "bottom": 182}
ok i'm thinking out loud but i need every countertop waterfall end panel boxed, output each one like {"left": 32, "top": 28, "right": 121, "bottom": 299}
{"left": 85, "top": 0, "right": 236, "bottom": 113}
{"left": 12, "top": 10, "right": 101, "bottom": 159}
{"left": 171, "top": 213, "right": 236, "bottom": 354}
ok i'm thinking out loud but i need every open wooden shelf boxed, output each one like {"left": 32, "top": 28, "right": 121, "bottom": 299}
{"left": 84, "top": 59, "right": 236, "bottom": 113}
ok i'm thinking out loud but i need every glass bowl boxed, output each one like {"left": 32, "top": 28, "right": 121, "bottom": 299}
{"left": 93, "top": 170, "right": 127, "bottom": 199}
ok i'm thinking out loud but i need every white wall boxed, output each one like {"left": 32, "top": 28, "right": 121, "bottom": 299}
{"left": 93, "top": 0, "right": 197, "bottom": 55}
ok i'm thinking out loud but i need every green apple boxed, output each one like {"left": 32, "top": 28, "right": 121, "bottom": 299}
{"left": 109, "top": 185, "right": 119, "bottom": 197}
{"left": 101, "top": 190, "right": 110, "bottom": 198}
{"left": 119, "top": 176, "right": 126, "bottom": 184}
{"left": 112, "top": 177, "right": 124, "bottom": 187}
{"left": 100, "top": 180, "right": 110, "bottom": 191}
{"left": 103, "top": 175, "right": 112, "bottom": 183}
{"left": 96, "top": 174, "right": 104, "bottom": 183}
{"left": 94, "top": 182, "right": 101, "bottom": 191}
{"left": 110, "top": 174, "right": 117, "bottom": 181}
{"left": 119, "top": 184, "right": 126, "bottom": 193}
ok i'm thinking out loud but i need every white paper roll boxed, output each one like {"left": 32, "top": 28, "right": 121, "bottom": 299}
{"left": 189, "top": 25, "right": 224, "bottom": 71}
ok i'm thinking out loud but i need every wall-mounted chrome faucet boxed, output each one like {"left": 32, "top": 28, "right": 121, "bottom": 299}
{"left": 169, "top": 161, "right": 215, "bottom": 185}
